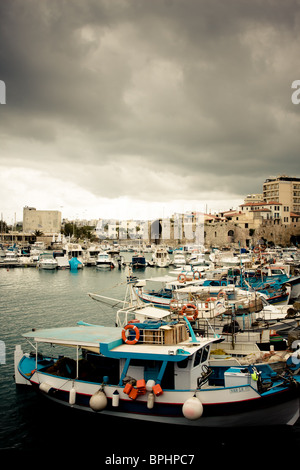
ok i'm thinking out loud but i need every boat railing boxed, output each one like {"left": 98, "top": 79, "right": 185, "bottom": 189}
{"left": 124, "top": 321, "right": 189, "bottom": 345}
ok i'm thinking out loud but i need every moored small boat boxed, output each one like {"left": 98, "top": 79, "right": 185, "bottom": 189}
{"left": 96, "top": 251, "right": 117, "bottom": 269}
{"left": 131, "top": 254, "right": 147, "bottom": 269}
{"left": 37, "top": 253, "right": 58, "bottom": 270}
{"left": 14, "top": 316, "right": 300, "bottom": 427}
{"left": 152, "top": 247, "right": 171, "bottom": 268}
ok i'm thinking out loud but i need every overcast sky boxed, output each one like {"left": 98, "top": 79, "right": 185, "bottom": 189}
{"left": 1, "top": 0, "right": 300, "bottom": 223}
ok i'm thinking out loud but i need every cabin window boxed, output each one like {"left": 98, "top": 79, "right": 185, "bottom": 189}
{"left": 194, "top": 350, "right": 202, "bottom": 367}
{"left": 202, "top": 346, "right": 210, "bottom": 363}
{"left": 193, "top": 346, "right": 210, "bottom": 367}
{"left": 177, "top": 357, "right": 189, "bottom": 369}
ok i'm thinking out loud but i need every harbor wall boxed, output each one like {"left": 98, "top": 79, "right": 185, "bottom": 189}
{"left": 149, "top": 219, "right": 300, "bottom": 248}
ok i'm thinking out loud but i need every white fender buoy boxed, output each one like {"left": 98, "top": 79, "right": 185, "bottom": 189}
{"left": 182, "top": 396, "right": 203, "bottom": 420}
{"left": 39, "top": 382, "right": 53, "bottom": 394}
{"left": 147, "top": 391, "right": 155, "bottom": 409}
{"left": 69, "top": 386, "right": 76, "bottom": 405}
{"left": 112, "top": 390, "right": 120, "bottom": 407}
{"left": 89, "top": 390, "right": 107, "bottom": 411}
{"left": 146, "top": 379, "right": 156, "bottom": 392}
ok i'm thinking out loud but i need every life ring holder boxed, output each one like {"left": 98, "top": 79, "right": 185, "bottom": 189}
{"left": 193, "top": 271, "right": 201, "bottom": 280}
{"left": 122, "top": 324, "right": 140, "bottom": 345}
{"left": 180, "top": 303, "right": 198, "bottom": 321}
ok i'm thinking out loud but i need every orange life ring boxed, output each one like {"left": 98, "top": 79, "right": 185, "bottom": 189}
{"left": 217, "top": 291, "right": 228, "bottom": 300}
{"left": 253, "top": 245, "right": 266, "bottom": 254}
{"left": 193, "top": 271, "right": 201, "bottom": 280}
{"left": 205, "top": 297, "right": 216, "bottom": 308}
{"left": 180, "top": 303, "right": 198, "bottom": 321}
{"left": 178, "top": 273, "right": 186, "bottom": 283}
{"left": 122, "top": 324, "right": 140, "bottom": 344}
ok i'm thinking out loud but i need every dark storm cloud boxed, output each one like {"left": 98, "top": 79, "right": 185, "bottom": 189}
{"left": 0, "top": 0, "right": 300, "bottom": 208}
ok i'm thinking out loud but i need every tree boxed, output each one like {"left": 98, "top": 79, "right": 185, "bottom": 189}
{"left": 0, "top": 220, "right": 9, "bottom": 233}
{"left": 62, "top": 223, "right": 96, "bottom": 241}
{"left": 63, "top": 223, "right": 74, "bottom": 237}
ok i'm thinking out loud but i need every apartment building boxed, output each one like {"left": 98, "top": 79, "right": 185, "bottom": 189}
{"left": 263, "top": 175, "right": 300, "bottom": 224}
{"left": 239, "top": 201, "right": 282, "bottom": 224}
{"left": 244, "top": 193, "right": 263, "bottom": 204}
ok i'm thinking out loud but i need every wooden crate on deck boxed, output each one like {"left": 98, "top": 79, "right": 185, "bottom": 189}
{"left": 142, "top": 323, "right": 188, "bottom": 345}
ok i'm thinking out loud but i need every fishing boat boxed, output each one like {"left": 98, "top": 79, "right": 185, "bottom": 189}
{"left": 14, "top": 316, "right": 300, "bottom": 427}
{"left": 133, "top": 273, "right": 264, "bottom": 317}
{"left": 243, "top": 265, "right": 290, "bottom": 286}
{"left": 114, "top": 303, "right": 289, "bottom": 362}
{"left": 131, "top": 254, "right": 147, "bottom": 269}
{"left": 132, "top": 273, "right": 207, "bottom": 309}
{"left": 202, "top": 276, "right": 291, "bottom": 306}
{"left": 249, "top": 281, "right": 291, "bottom": 305}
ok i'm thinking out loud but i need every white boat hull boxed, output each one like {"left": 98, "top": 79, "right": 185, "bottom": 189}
{"left": 17, "top": 368, "right": 300, "bottom": 427}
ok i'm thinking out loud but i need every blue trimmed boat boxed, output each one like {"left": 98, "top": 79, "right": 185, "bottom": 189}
{"left": 14, "top": 316, "right": 300, "bottom": 427}
{"left": 131, "top": 254, "right": 147, "bottom": 269}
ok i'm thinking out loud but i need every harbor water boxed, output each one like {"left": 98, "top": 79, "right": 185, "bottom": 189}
{"left": 1, "top": 257, "right": 300, "bottom": 461}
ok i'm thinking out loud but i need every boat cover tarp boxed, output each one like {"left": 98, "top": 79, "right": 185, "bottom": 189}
{"left": 69, "top": 257, "right": 82, "bottom": 270}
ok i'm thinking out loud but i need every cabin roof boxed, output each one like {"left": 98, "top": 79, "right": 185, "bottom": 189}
{"left": 23, "top": 325, "right": 122, "bottom": 348}
{"left": 127, "top": 305, "right": 171, "bottom": 319}
{"left": 22, "top": 324, "right": 218, "bottom": 361}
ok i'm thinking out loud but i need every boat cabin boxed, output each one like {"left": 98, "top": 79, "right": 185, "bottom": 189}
{"left": 17, "top": 321, "right": 218, "bottom": 392}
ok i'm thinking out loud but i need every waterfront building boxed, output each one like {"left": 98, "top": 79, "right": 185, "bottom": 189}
{"left": 23, "top": 206, "right": 61, "bottom": 234}
{"left": 239, "top": 202, "right": 283, "bottom": 225}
